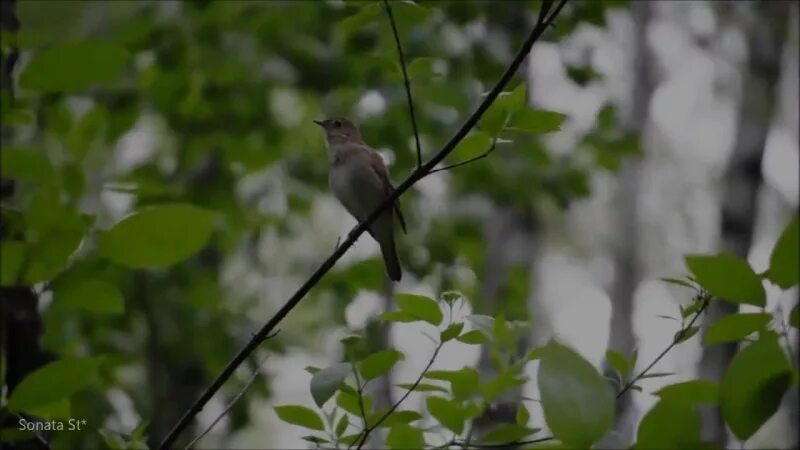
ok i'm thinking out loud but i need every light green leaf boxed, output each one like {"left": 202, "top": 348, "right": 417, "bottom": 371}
{"left": 53, "top": 279, "right": 124, "bottom": 315}
{"left": 655, "top": 380, "right": 719, "bottom": 406}
{"left": 516, "top": 403, "right": 530, "bottom": 426}
{"left": 425, "top": 367, "right": 480, "bottom": 400}
{"left": 8, "top": 357, "right": 102, "bottom": 412}
{"left": 386, "top": 424, "right": 425, "bottom": 449}
{"left": 336, "top": 390, "right": 372, "bottom": 417}
{"left": 456, "top": 330, "right": 488, "bottom": 345}
{"left": 310, "top": 362, "right": 350, "bottom": 408}
{"left": 375, "top": 410, "right": 422, "bottom": 428}
{"left": 396, "top": 293, "right": 442, "bottom": 326}
{"left": 273, "top": 405, "right": 325, "bottom": 432}
{"left": 335, "top": 414, "right": 349, "bottom": 438}
{"left": 20, "top": 41, "right": 129, "bottom": 92}
{"left": 26, "top": 398, "right": 71, "bottom": 420}
{"left": 99, "top": 203, "right": 215, "bottom": 269}
{"left": 426, "top": 396, "right": 464, "bottom": 434}
{"left": 768, "top": 215, "right": 799, "bottom": 288}
{"left": 538, "top": 340, "right": 614, "bottom": 448}
{"left": 605, "top": 349, "right": 631, "bottom": 379}
{"left": 685, "top": 253, "right": 766, "bottom": 306}
{"left": 674, "top": 326, "right": 699, "bottom": 344}
{"left": 703, "top": 313, "right": 772, "bottom": 345}
{"left": 720, "top": 333, "right": 792, "bottom": 440}
{"left": 482, "top": 370, "right": 526, "bottom": 402}
{"left": 452, "top": 131, "right": 493, "bottom": 162}
{"left": 359, "top": 349, "right": 403, "bottom": 382}
{"left": 0, "top": 148, "right": 53, "bottom": 183}
{"left": 635, "top": 400, "right": 703, "bottom": 449}
{"left": 509, "top": 109, "right": 566, "bottom": 134}
{"left": 440, "top": 322, "right": 464, "bottom": 342}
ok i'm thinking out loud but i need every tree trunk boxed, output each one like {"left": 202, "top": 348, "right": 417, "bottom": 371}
{"left": 700, "top": 1, "right": 789, "bottom": 446}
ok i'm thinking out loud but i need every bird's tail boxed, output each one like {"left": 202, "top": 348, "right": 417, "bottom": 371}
{"left": 380, "top": 234, "right": 402, "bottom": 282}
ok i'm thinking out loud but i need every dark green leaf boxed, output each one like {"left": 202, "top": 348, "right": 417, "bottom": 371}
{"left": 720, "top": 334, "right": 792, "bottom": 440}
{"left": 659, "top": 277, "right": 697, "bottom": 290}
{"left": 480, "top": 424, "right": 539, "bottom": 443}
{"left": 674, "top": 326, "right": 699, "bottom": 344}
{"left": 396, "top": 293, "right": 442, "bottom": 325}
{"left": 655, "top": 380, "right": 719, "bottom": 406}
{"left": 310, "top": 362, "right": 350, "bottom": 407}
{"left": 703, "top": 313, "right": 772, "bottom": 345}
{"left": 301, "top": 435, "right": 330, "bottom": 444}
{"left": 685, "top": 253, "right": 766, "bottom": 306}
{"left": 509, "top": 109, "right": 566, "bottom": 134}
{"left": 8, "top": 358, "right": 102, "bottom": 412}
{"left": 639, "top": 372, "right": 675, "bottom": 380}
{"left": 790, "top": 305, "right": 799, "bottom": 329}
{"left": 425, "top": 367, "right": 480, "bottom": 400}
{"left": 516, "top": 403, "right": 530, "bottom": 426}
{"left": 538, "top": 340, "right": 614, "bottom": 448}
{"left": 99, "top": 203, "right": 216, "bottom": 269}
{"left": 0, "top": 241, "right": 24, "bottom": 286}
{"left": 336, "top": 390, "right": 372, "bottom": 417}
{"left": 375, "top": 410, "right": 422, "bottom": 427}
{"left": 359, "top": 349, "right": 403, "bottom": 382}
{"left": 273, "top": 405, "right": 325, "bottom": 432}
{"left": 456, "top": 330, "right": 488, "bottom": 345}
{"left": 441, "top": 322, "right": 464, "bottom": 342}
{"left": 452, "top": 131, "right": 493, "bottom": 162}
{"left": 20, "top": 41, "right": 129, "bottom": 92}
{"left": 407, "top": 57, "right": 444, "bottom": 80}
{"left": 635, "top": 400, "right": 703, "bottom": 449}
{"left": 426, "top": 396, "right": 464, "bottom": 434}
{"left": 386, "top": 424, "right": 425, "bottom": 449}
{"left": 396, "top": 382, "right": 447, "bottom": 393}
{"left": 768, "top": 215, "right": 799, "bottom": 288}
{"left": 339, "top": 434, "right": 361, "bottom": 446}
{"left": 335, "top": 414, "right": 349, "bottom": 438}
{"left": 53, "top": 279, "right": 124, "bottom": 315}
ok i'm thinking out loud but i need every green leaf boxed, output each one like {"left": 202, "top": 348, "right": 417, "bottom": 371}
{"left": 335, "top": 414, "right": 349, "bottom": 438}
{"left": 52, "top": 279, "right": 124, "bottom": 315}
{"left": 635, "top": 400, "right": 703, "bottom": 449}
{"left": 273, "top": 405, "right": 325, "bottom": 432}
{"left": 359, "top": 349, "right": 403, "bottom": 382}
{"left": 20, "top": 41, "right": 129, "bottom": 92}
{"left": 396, "top": 382, "right": 447, "bottom": 393}
{"left": 99, "top": 203, "right": 216, "bottom": 269}
{"left": 509, "top": 109, "right": 566, "bottom": 134}
{"left": 483, "top": 370, "right": 526, "bottom": 402}
{"left": 378, "top": 311, "right": 419, "bottom": 323}
{"left": 301, "top": 435, "right": 329, "bottom": 445}
{"left": 407, "top": 57, "right": 444, "bottom": 80}
{"left": 768, "top": 215, "right": 799, "bottom": 288}
{"left": 703, "top": 313, "right": 772, "bottom": 345}
{"left": 639, "top": 372, "right": 675, "bottom": 380}
{"left": 516, "top": 403, "right": 530, "bottom": 426}
{"left": 673, "top": 326, "right": 699, "bottom": 344}
{"left": 8, "top": 357, "right": 102, "bottom": 412}
{"left": 466, "top": 314, "right": 495, "bottom": 337}
{"left": 386, "top": 424, "right": 425, "bottom": 449}
{"left": 25, "top": 398, "right": 70, "bottom": 420}
{"left": 456, "top": 330, "right": 488, "bottom": 345}
{"left": 396, "top": 293, "right": 442, "bottom": 326}
{"left": 655, "top": 380, "right": 719, "bottom": 406}
{"left": 440, "top": 322, "right": 464, "bottom": 342}
{"left": 0, "top": 148, "right": 53, "bottom": 183}
{"left": 375, "top": 410, "right": 422, "bottom": 428}
{"left": 339, "top": 434, "right": 361, "bottom": 446}
{"left": 659, "top": 277, "right": 697, "bottom": 290}
{"left": 503, "top": 83, "right": 528, "bottom": 114}
{"left": 685, "top": 253, "right": 766, "bottom": 306}
{"left": 452, "top": 131, "right": 493, "bottom": 162}
{"left": 426, "top": 367, "right": 480, "bottom": 400}
{"left": 720, "top": 334, "right": 792, "bottom": 440}
{"left": 336, "top": 390, "right": 372, "bottom": 417}
{"left": 310, "top": 362, "right": 350, "bottom": 408}
{"left": 605, "top": 349, "right": 631, "bottom": 379}
{"left": 480, "top": 423, "right": 539, "bottom": 443}
{"left": 0, "top": 241, "right": 25, "bottom": 286}
{"left": 538, "top": 340, "right": 614, "bottom": 448}
{"left": 426, "top": 396, "right": 464, "bottom": 434}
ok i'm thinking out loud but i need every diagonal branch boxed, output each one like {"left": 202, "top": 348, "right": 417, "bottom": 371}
{"left": 157, "top": 2, "right": 566, "bottom": 448}
{"left": 382, "top": 0, "right": 423, "bottom": 168}
{"left": 429, "top": 137, "right": 498, "bottom": 175}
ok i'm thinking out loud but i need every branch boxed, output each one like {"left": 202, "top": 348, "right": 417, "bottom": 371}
{"left": 448, "top": 293, "right": 711, "bottom": 449}
{"left": 428, "top": 137, "right": 498, "bottom": 175}
{"left": 157, "top": 2, "right": 566, "bottom": 448}
{"left": 355, "top": 341, "right": 444, "bottom": 449}
{"left": 349, "top": 365, "right": 369, "bottom": 450}
{"left": 382, "top": 0, "right": 423, "bottom": 168}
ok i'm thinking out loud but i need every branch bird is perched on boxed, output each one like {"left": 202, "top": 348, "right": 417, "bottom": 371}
{"left": 314, "top": 117, "right": 407, "bottom": 281}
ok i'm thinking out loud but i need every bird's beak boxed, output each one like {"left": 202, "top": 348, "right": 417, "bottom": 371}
{"left": 313, "top": 119, "right": 324, "bottom": 127}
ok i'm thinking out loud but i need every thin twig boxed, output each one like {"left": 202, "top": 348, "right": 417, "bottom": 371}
{"left": 429, "top": 138, "right": 498, "bottom": 175}
{"left": 157, "top": 2, "right": 566, "bottom": 447}
{"left": 184, "top": 354, "right": 271, "bottom": 449}
{"left": 349, "top": 365, "right": 369, "bottom": 450}
{"left": 382, "top": 0, "right": 423, "bottom": 168}
{"left": 355, "top": 341, "right": 444, "bottom": 450}
{"left": 775, "top": 303, "right": 798, "bottom": 368}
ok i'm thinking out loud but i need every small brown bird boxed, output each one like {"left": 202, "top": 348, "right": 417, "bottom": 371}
{"left": 314, "top": 117, "right": 407, "bottom": 281}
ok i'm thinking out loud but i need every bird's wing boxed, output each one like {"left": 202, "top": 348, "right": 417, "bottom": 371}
{"left": 365, "top": 147, "right": 407, "bottom": 234}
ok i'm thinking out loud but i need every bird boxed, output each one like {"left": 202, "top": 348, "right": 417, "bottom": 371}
{"left": 314, "top": 117, "right": 407, "bottom": 281}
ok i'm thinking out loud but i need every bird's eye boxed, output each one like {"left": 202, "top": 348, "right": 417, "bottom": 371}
{"left": 332, "top": 120, "right": 342, "bottom": 128}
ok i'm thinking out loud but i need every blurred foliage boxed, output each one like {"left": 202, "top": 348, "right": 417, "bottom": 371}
{"left": 1, "top": 0, "right": 796, "bottom": 449}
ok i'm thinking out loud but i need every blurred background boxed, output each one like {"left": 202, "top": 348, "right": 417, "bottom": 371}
{"left": 1, "top": 0, "right": 797, "bottom": 448}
